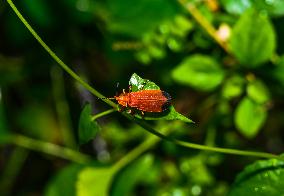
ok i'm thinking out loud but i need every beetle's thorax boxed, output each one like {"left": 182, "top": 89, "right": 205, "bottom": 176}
{"left": 115, "top": 93, "right": 130, "bottom": 107}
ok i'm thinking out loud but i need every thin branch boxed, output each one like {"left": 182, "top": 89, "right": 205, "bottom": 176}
{"left": 10, "top": 134, "right": 91, "bottom": 164}
{"left": 112, "top": 122, "right": 178, "bottom": 172}
{"left": 91, "top": 109, "right": 117, "bottom": 121}
{"left": 127, "top": 115, "right": 284, "bottom": 161}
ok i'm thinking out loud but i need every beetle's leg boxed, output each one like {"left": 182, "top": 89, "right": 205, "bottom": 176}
{"left": 127, "top": 109, "right": 137, "bottom": 117}
{"left": 139, "top": 111, "right": 146, "bottom": 120}
{"left": 118, "top": 106, "right": 125, "bottom": 112}
{"left": 128, "top": 85, "right": 132, "bottom": 92}
{"left": 123, "top": 89, "right": 126, "bottom": 94}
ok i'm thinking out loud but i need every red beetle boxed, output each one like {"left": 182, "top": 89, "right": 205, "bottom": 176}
{"left": 115, "top": 89, "right": 172, "bottom": 113}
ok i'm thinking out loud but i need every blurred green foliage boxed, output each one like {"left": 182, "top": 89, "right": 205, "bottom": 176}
{"left": 1, "top": 0, "right": 284, "bottom": 195}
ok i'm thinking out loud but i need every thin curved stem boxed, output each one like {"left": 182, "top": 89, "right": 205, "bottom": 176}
{"left": 6, "top": 0, "right": 117, "bottom": 108}
{"left": 10, "top": 134, "right": 91, "bottom": 164}
{"left": 112, "top": 121, "right": 180, "bottom": 172}
{"left": 128, "top": 115, "right": 284, "bottom": 161}
{"left": 91, "top": 109, "right": 117, "bottom": 121}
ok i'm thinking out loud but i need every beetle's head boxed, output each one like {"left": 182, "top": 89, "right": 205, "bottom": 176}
{"left": 115, "top": 93, "right": 128, "bottom": 107}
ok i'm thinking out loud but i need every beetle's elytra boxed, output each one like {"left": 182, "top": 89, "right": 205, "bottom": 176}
{"left": 115, "top": 89, "right": 172, "bottom": 112}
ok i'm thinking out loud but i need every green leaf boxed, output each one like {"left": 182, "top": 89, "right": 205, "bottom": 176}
{"left": 221, "top": 0, "right": 284, "bottom": 17}
{"left": 104, "top": 0, "right": 180, "bottom": 37}
{"left": 111, "top": 154, "right": 154, "bottom": 196}
{"left": 228, "top": 158, "right": 284, "bottom": 196}
{"left": 174, "top": 15, "right": 193, "bottom": 35}
{"left": 171, "top": 55, "right": 225, "bottom": 91}
{"left": 222, "top": 75, "right": 245, "bottom": 99}
{"left": 45, "top": 164, "right": 84, "bottom": 196}
{"left": 229, "top": 9, "right": 276, "bottom": 67}
{"left": 77, "top": 167, "right": 114, "bottom": 196}
{"left": 128, "top": 73, "right": 193, "bottom": 123}
{"left": 129, "top": 73, "right": 160, "bottom": 92}
{"left": 134, "top": 105, "right": 193, "bottom": 123}
{"left": 247, "top": 79, "right": 270, "bottom": 104}
{"left": 78, "top": 104, "right": 100, "bottom": 145}
{"left": 234, "top": 97, "right": 267, "bottom": 138}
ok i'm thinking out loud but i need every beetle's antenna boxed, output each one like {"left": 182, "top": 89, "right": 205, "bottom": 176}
{"left": 116, "top": 82, "right": 120, "bottom": 96}
{"left": 97, "top": 82, "right": 121, "bottom": 101}
{"left": 98, "top": 97, "right": 116, "bottom": 100}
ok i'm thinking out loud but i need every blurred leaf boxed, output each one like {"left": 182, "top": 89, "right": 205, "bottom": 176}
{"left": 221, "top": 0, "right": 284, "bottom": 17}
{"left": 45, "top": 164, "right": 84, "bottom": 196}
{"left": 174, "top": 15, "right": 193, "bottom": 35}
{"left": 270, "top": 55, "right": 284, "bottom": 86}
{"left": 78, "top": 104, "right": 100, "bottom": 145}
{"left": 135, "top": 14, "right": 192, "bottom": 63}
{"left": 129, "top": 73, "right": 193, "bottom": 123}
{"left": 193, "top": 31, "right": 212, "bottom": 49}
{"left": 147, "top": 45, "right": 166, "bottom": 59}
{"left": 77, "top": 167, "right": 114, "bottom": 196}
{"left": 180, "top": 155, "right": 214, "bottom": 185}
{"left": 247, "top": 79, "right": 270, "bottom": 104}
{"left": 228, "top": 158, "right": 284, "bottom": 196}
{"left": 135, "top": 50, "right": 152, "bottom": 64}
{"left": 167, "top": 37, "right": 183, "bottom": 52}
{"left": 17, "top": 104, "right": 60, "bottom": 141}
{"left": 222, "top": 75, "right": 245, "bottom": 99}
{"left": 104, "top": 0, "right": 180, "bottom": 37}
{"left": 111, "top": 154, "right": 154, "bottom": 196}
{"left": 234, "top": 97, "right": 267, "bottom": 138}
{"left": 229, "top": 9, "right": 276, "bottom": 67}
{"left": 171, "top": 55, "right": 225, "bottom": 91}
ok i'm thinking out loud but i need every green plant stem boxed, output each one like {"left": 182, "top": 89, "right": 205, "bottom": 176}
{"left": 91, "top": 109, "right": 117, "bottom": 121}
{"left": 111, "top": 135, "right": 159, "bottom": 172}
{"left": 111, "top": 122, "right": 178, "bottom": 172}
{"left": 7, "top": 0, "right": 284, "bottom": 162}
{"left": 51, "top": 66, "right": 76, "bottom": 148}
{"left": 128, "top": 115, "right": 284, "bottom": 161}
{"left": 10, "top": 134, "right": 91, "bottom": 164}
{"left": 178, "top": 0, "right": 230, "bottom": 53}
{"left": 6, "top": 0, "right": 117, "bottom": 109}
